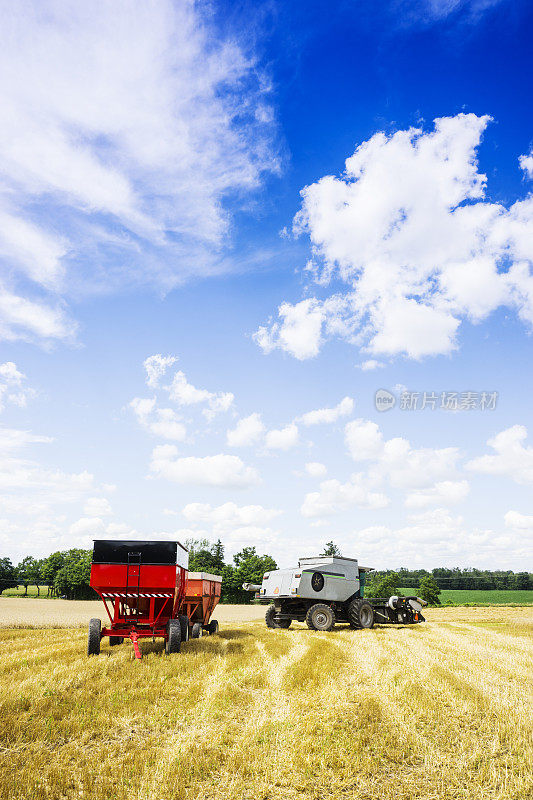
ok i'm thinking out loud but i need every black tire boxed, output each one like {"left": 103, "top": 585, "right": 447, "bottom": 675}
{"left": 265, "top": 605, "right": 277, "bottom": 628}
{"left": 306, "top": 604, "right": 335, "bottom": 632}
{"left": 87, "top": 618, "right": 101, "bottom": 655}
{"left": 208, "top": 619, "right": 219, "bottom": 635}
{"left": 265, "top": 605, "right": 291, "bottom": 629}
{"left": 109, "top": 636, "right": 124, "bottom": 646}
{"left": 348, "top": 598, "right": 374, "bottom": 629}
{"left": 165, "top": 620, "right": 182, "bottom": 654}
{"left": 179, "top": 614, "right": 189, "bottom": 642}
{"left": 191, "top": 622, "right": 203, "bottom": 639}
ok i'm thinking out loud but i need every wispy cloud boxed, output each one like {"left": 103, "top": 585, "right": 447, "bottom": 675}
{"left": 0, "top": 0, "right": 279, "bottom": 344}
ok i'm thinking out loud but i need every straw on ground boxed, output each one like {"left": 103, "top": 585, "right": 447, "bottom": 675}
{"left": 0, "top": 605, "right": 531, "bottom": 800}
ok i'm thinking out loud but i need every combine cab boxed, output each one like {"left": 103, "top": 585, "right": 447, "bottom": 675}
{"left": 89, "top": 539, "right": 188, "bottom": 659}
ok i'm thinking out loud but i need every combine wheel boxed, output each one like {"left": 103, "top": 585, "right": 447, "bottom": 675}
{"left": 348, "top": 599, "right": 374, "bottom": 629}
{"left": 265, "top": 605, "right": 291, "bottom": 629}
{"left": 165, "top": 620, "right": 182, "bottom": 654}
{"left": 109, "top": 636, "right": 124, "bottom": 646}
{"left": 191, "top": 622, "right": 203, "bottom": 639}
{"left": 265, "top": 605, "right": 276, "bottom": 628}
{"left": 179, "top": 615, "right": 189, "bottom": 642}
{"left": 87, "top": 618, "right": 101, "bottom": 655}
{"left": 306, "top": 604, "right": 335, "bottom": 632}
{"left": 208, "top": 619, "right": 219, "bottom": 635}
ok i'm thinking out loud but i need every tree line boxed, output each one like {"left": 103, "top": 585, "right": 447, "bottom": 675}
{"left": 387, "top": 566, "right": 532, "bottom": 591}
{"left": 0, "top": 540, "right": 530, "bottom": 602}
{"left": 0, "top": 541, "right": 277, "bottom": 602}
{"left": 0, "top": 550, "right": 94, "bottom": 599}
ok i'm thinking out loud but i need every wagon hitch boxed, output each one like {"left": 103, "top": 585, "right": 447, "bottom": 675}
{"left": 130, "top": 630, "right": 142, "bottom": 660}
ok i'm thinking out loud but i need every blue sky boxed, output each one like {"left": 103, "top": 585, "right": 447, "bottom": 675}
{"left": 0, "top": 0, "right": 532, "bottom": 570}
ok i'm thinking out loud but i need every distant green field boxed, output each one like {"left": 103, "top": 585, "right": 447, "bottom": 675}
{"left": 1, "top": 586, "right": 49, "bottom": 598}
{"left": 400, "top": 588, "right": 533, "bottom": 605}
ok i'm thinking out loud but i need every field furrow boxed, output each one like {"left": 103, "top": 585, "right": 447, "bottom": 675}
{"left": 0, "top": 606, "right": 531, "bottom": 800}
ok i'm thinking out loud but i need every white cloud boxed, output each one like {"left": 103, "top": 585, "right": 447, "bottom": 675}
{"left": 130, "top": 397, "right": 186, "bottom": 442}
{"left": 351, "top": 506, "right": 529, "bottom": 570}
{"left": 105, "top": 522, "right": 138, "bottom": 538}
{"left": 405, "top": 480, "right": 470, "bottom": 508}
{"left": 150, "top": 445, "right": 259, "bottom": 488}
{"left": 0, "top": 362, "right": 24, "bottom": 384}
{"left": 182, "top": 501, "right": 283, "bottom": 554}
{"left": 144, "top": 354, "right": 177, "bottom": 388}
{"left": 265, "top": 422, "right": 299, "bottom": 451}
{"left": 0, "top": 426, "right": 52, "bottom": 452}
{"left": 256, "top": 114, "right": 533, "bottom": 361}
{"left": 69, "top": 516, "right": 106, "bottom": 539}
{"left": 183, "top": 502, "right": 281, "bottom": 529}
{"left": 298, "top": 396, "right": 354, "bottom": 426}
{"left": 520, "top": 150, "right": 533, "bottom": 179}
{"left": 204, "top": 392, "right": 234, "bottom": 421}
{"left": 0, "top": 1, "right": 278, "bottom": 343}
{"left": 403, "top": 0, "right": 505, "bottom": 24}
{"left": 504, "top": 510, "right": 533, "bottom": 530}
{"left": 358, "top": 359, "right": 385, "bottom": 371}
{"left": 345, "top": 418, "right": 460, "bottom": 491}
{"left": 305, "top": 462, "right": 327, "bottom": 478}
{"left": 83, "top": 497, "right": 113, "bottom": 517}
{"left": 0, "top": 289, "right": 75, "bottom": 345}
{"left": 254, "top": 298, "right": 325, "bottom": 360}
{"left": 466, "top": 425, "right": 533, "bottom": 485}
{"left": 0, "top": 361, "right": 35, "bottom": 411}
{"left": 169, "top": 371, "right": 212, "bottom": 406}
{"left": 168, "top": 370, "right": 234, "bottom": 418}
{"left": 148, "top": 409, "right": 188, "bottom": 441}
{"left": 227, "top": 413, "right": 265, "bottom": 447}
{"left": 345, "top": 419, "right": 384, "bottom": 460}
{"left": 0, "top": 424, "right": 96, "bottom": 509}
{"left": 301, "top": 474, "right": 389, "bottom": 518}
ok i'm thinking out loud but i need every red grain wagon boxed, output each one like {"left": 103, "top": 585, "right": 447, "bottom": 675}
{"left": 182, "top": 572, "right": 222, "bottom": 638}
{"left": 88, "top": 539, "right": 189, "bottom": 659}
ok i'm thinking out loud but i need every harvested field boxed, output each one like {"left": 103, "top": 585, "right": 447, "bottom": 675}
{"left": 0, "top": 599, "right": 266, "bottom": 628}
{"left": 0, "top": 606, "right": 531, "bottom": 800}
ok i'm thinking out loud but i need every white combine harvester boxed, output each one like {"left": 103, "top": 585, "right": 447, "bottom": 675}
{"left": 244, "top": 555, "right": 426, "bottom": 631}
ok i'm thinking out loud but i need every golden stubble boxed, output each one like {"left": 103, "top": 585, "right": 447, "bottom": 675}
{"left": 0, "top": 606, "right": 531, "bottom": 800}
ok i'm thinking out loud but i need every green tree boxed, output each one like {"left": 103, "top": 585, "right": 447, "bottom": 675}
{"left": 419, "top": 575, "right": 441, "bottom": 605}
{"left": 16, "top": 556, "right": 43, "bottom": 596}
{"left": 320, "top": 541, "right": 341, "bottom": 557}
{"left": 186, "top": 538, "right": 225, "bottom": 575}
{"left": 222, "top": 547, "right": 277, "bottom": 604}
{"left": 0, "top": 557, "right": 17, "bottom": 594}
{"left": 53, "top": 550, "right": 93, "bottom": 600}
{"left": 42, "top": 551, "right": 66, "bottom": 595}
{"left": 366, "top": 571, "right": 403, "bottom": 599}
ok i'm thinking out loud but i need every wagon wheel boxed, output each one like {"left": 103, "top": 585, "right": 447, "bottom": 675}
{"left": 109, "top": 636, "right": 124, "bottom": 646}
{"left": 191, "top": 622, "right": 203, "bottom": 639}
{"left": 208, "top": 619, "right": 219, "bottom": 635}
{"left": 179, "top": 614, "right": 189, "bottom": 642}
{"left": 165, "top": 620, "right": 182, "bottom": 654}
{"left": 87, "top": 618, "right": 101, "bottom": 655}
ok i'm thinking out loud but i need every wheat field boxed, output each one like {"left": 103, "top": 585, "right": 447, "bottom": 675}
{"left": 0, "top": 605, "right": 531, "bottom": 800}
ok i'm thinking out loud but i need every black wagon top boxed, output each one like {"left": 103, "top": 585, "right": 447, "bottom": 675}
{"left": 92, "top": 539, "right": 188, "bottom": 566}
